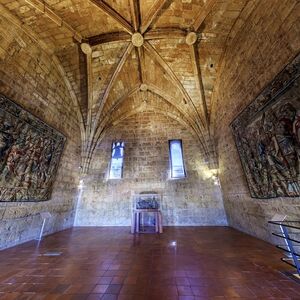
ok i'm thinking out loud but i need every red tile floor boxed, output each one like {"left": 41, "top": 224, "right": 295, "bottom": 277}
{"left": 0, "top": 227, "right": 299, "bottom": 299}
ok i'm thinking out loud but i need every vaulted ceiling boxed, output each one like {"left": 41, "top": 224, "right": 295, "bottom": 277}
{"left": 1, "top": 0, "right": 251, "bottom": 171}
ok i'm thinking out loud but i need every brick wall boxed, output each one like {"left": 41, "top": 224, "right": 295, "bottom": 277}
{"left": 213, "top": 0, "right": 300, "bottom": 242}
{"left": 0, "top": 14, "right": 81, "bottom": 249}
{"left": 75, "top": 111, "right": 227, "bottom": 226}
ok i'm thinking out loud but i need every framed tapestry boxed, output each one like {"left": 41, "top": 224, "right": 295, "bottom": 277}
{"left": 0, "top": 94, "right": 66, "bottom": 202}
{"left": 231, "top": 54, "right": 300, "bottom": 199}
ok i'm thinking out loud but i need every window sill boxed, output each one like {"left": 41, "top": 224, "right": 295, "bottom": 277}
{"left": 167, "top": 176, "right": 187, "bottom": 181}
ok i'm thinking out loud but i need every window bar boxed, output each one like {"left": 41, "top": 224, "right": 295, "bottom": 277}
{"left": 276, "top": 245, "right": 300, "bottom": 257}
{"left": 272, "top": 232, "right": 300, "bottom": 244}
{"left": 269, "top": 221, "right": 300, "bottom": 231}
{"left": 281, "top": 257, "right": 298, "bottom": 269}
{"left": 281, "top": 225, "right": 300, "bottom": 275}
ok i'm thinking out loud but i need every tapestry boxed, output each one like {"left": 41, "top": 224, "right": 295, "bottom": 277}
{"left": 0, "top": 94, "right": 66, "bottom": 202}
{"left": 231, "top": 54, "right": 300, "bottom": 198}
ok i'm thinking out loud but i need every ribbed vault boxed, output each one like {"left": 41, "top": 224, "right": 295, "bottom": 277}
{"left": 87, "top": 90, "right": 204, "bottom": 162}
{"left": 0, "top": 0, "right": 251, "bottom": 172}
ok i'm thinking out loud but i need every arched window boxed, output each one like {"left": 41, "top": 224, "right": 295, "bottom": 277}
{"left": 169, "top": 139, "right": 186, "bottom": 178}
{"left": 109, "top": 141, "right": 125, "bottom": 179}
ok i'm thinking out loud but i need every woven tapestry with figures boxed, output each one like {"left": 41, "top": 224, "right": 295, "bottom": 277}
{"left": 231, "top": 54, "right": 300, "bottom": 198}
{"left": 0, "top": 94, "right": 66, "bottom": 202}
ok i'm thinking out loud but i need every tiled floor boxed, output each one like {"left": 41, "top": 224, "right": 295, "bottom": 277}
{"left": 0, "top": 227, "right": 299, "bottom": 299}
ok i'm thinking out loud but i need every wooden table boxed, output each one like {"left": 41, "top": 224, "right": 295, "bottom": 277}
{"left": 131, "top": 208, "right": 163, "bottom": 234}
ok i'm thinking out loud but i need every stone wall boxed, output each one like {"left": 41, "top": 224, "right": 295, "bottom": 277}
{"left": 0, "top": 14, "right": 81, "bottom": 249}
{"left": 75, "top": 111, "right": 227, "bottom": 226}
{"left": 212, "top": 0, "right": 300, "bottom": 242}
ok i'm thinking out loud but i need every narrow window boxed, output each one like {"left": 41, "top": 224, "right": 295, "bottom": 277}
{"left": 169, "top": 139, "right": 186, "bottom": 178}
{"left": 109, "top": 141, "right": 124, "bottom": 179}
